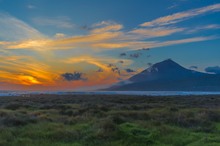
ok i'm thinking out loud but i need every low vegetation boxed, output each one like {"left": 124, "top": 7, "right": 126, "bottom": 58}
{"left": 0, "top": 94, "right": 220, "bottom": 146}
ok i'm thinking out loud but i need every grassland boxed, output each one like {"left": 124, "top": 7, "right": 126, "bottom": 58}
{"left": 0, "top": 94, "right": 220, "bottom": 146}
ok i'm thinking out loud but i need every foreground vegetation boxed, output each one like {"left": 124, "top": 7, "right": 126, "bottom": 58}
{"left": 0, "top": 94, "right": 220, "bottom": 146}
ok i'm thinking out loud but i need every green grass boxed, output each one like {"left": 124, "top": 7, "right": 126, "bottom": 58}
{"left": 0, "top": 95, "right": 220, "bottom": 146}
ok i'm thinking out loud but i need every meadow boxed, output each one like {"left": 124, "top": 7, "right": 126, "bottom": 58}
{"left": 0, "top": 94, "right": 220, "bottom": 146}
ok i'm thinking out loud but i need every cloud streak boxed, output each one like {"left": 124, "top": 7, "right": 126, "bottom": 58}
{"left": 187, "top": 24, "right": 220, "bottom": 33}
{"left": 0, "top": 13, "right": 45, "bottom": 41}
{"left": 0, "top": 55, "right": 57, "bottom": 85}
{"left": 91, "top": 21, "right": 123, "bottom": 34}
{"left": 1, "top": 7, "right": 219, "bottom": 52}
{"left": 129, "top": 27, "right": 184, "bottom": 38}
{"left": 27, "top": 4, "right": 36, "bottom": 9}
{"left": 141, "top": 4, "right": 220, "bottom": 27}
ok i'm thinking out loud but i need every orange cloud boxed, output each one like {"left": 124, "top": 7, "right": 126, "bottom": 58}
{"left": 91, "top": 42, "right": 129, "bottom": 49}
{"left": 91, "top": 24, "right": 123, "bottom": 34}
{"left": 130, "top": 27, "right": 184, "bottom": 38}
{"left": 3, "top": 32, "right": 122, "bottom": 50}
{"left": 0, "top": 55, "right": 58, "bottom": 86}
{"left": 63, "top": 56, "right": 131, "bottom": 84}
{"left": 18, "top": 75, "right": 41, "bottom": 85}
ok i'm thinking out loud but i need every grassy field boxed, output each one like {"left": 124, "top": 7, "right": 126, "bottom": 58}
{"left": 0, "top": 94, "right": 220, "bottom": 146}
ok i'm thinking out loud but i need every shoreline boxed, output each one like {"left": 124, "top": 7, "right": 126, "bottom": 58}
{"left": 1, "top": 90, "right": 220, "bottom": 97}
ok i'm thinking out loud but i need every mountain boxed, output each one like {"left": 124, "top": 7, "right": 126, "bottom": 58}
{"left": 107, "top": 59, "right": 220, "bottom": 91}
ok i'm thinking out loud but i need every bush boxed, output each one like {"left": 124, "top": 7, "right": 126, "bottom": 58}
{"left": 0, "top": 111, "right": 37, "bottom": 127}
{"left": 95, "top": 118, "right": 119, "bottom": 139}
{"left": 4, "top": 103, "right": 22, "bottom": 110}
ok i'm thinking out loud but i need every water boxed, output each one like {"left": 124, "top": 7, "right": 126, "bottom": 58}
{"left": 1, "top": 91, "right": 220, "bottom": 96}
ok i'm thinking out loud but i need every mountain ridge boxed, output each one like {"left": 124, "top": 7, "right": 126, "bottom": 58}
{"left": 107, "top": 59, "right": 220, "bottom": 91}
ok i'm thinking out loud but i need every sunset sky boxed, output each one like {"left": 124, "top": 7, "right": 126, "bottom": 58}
{"left": 0, "top": 0, "right": 220, "bottom": 91}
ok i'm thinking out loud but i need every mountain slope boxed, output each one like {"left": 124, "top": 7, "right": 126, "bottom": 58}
{"left": 130, "top": 59, "right": 205, "bottom": 82}
{"left": 108, "top": 59, "right": 220, "bottom": 91}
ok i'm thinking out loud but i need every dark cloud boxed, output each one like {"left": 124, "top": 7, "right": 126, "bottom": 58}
{"left": 130, "top": 53, "right": 141, "bottom": 58}
{"left": 112, "top": 67, "right": 120, "bottom": 75}
{"left": 120, "top": 53, "right": 126, "bottom": 57}
{"left": 125, "top": 68, "right": 135, "bottom": 73}
{"left": 136, "top": 48, "right": 150, "bottom": 52}
{"left": 142, "top": 48, "right": 150, "bottom": 51}
{"left": 61, "top": 72, "right": 87, "bottom": 81}
{"left": 107, "top": 64, "right": 120, "bottom": 75}
{"left": 140, "top": 48, "right": 150, "bottom": 51}
{"left": 96, "top": 68, "right": 104, "bottom": 72}
{"left": 205, "top": 66, "right": 220, "bottom": 74}
{"left": 118, "top": 60, "right": 124, "bottom": 64}
{"left": 107, "top": 64, "right": 115, "bottom": 68}
{"left": 112, "top": 67, "right": 118, "bottom": 72}
{"left": 120, "top": 49, "right": 150, "bottom": 59}
{"left": 80, "top": 25, "right": 91, "bottom": 31}
{"left": 189, "top": 66, "right": 198, "bottom": 70}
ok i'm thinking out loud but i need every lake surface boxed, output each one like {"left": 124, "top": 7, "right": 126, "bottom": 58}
{"left": 1, "top": 91, "right": 220, "bottom": 96}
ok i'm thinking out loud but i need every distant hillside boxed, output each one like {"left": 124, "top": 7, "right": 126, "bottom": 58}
{"left": 107, "top": 59, "right": 220, "bottom": 91}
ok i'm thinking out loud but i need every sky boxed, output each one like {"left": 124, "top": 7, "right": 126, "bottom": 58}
{"left": 0, "top": 0, "right": 220, "bottom": 91}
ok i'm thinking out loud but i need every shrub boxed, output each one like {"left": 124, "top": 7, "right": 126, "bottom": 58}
{"left": 4, "top": 103, "right": 21, "bottom": 110}
{"left": 0, "top": 111, "right": 37, "bottom": 127}
{"left": 95, "top": 118, "right": 119, "bottom": 139}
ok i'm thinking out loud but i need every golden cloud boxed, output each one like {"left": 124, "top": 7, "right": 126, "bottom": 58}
{"left": 0, "top": 55, "right": 58, "bottom": 86}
